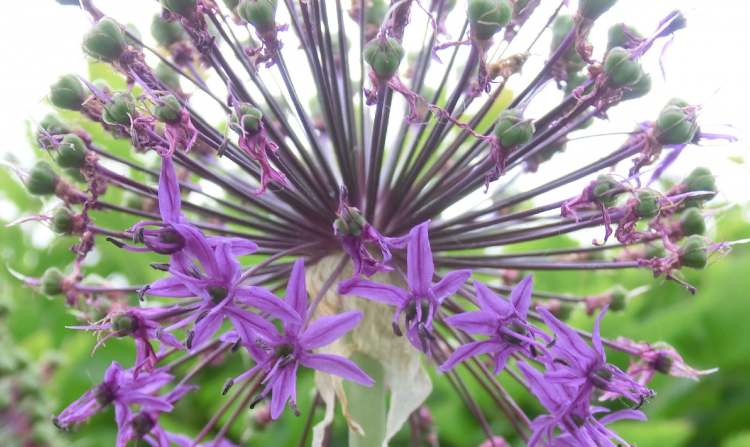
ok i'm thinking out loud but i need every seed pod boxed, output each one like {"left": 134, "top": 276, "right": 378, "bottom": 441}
{"left": 150, "top": 14, "right": 185, "bottom": 47}
{"left": 49, "top": 75, "right": 87, "bottom": 111}
{"left": 27, "top": 162, "right": 59, "bottom": 196}
{"left": 155, "top": 62, "right": 181, "bottom": 91}
{"left": 112, "top": 313, "right": 138, "bottom": 336}
{"left": 607, "top": 23, "right": 641, "bottom": 50}
{"left": 564, "top": 71, "right": 589, "bottom": 96}
{"left": 365, "top": 0, "right": 388, "bottom": 27}
{"left": 579, "top": 0, "right": 617, "bottom": 20}
{"left": 683, "top": 167, "right": 716, "bottom": 207}
{"left": 552, "top": 16, "right": 585, "bottom": 72}
{"left": 679, "top": 235, "right": 708, "bottom": 269}
{"left": 634, "top": 190, "right": 660, "bottom": 219}
{"left": 603, "top": 47, "right": 643, "bottom": 87}
{"left": 622, "top": 72, "right": 651, "bottom": 101}
{"left": 680, "top": 208, "right": 705, "bottom": 236}
{"left": 153, "top": 94, "right": 182, "bottom": 123}
{"left": 82, "top": 17, "right": 126, "bottom": 61}
{"left": 160, "top": 0, "right": 197, "bottom": 17}
{"left": 57, "top": 134, "right": 88, "bottom": 169}
{"left": 40, "top": 268, "right": 65, "bottom": 296}
{"left": 38, "top": 114, "right": 70, "bottom": 136}
{"left": 237, "top": 0, "right": 278, "bottom": 33}
{"left": 334, "top": 206, "right": 367, "bottom": 237}
{"left": 51, "top": 208, "right": 75, "bottom": 234}
{"left": 645, "top": 244, "right": 665, "bottom": 259}
{"left": 364, "top": 37, "right": 405, "bottom": 80}
{"left": 103, "top": 92, "right": 136, "bottom": 126}
{"left": 592, "top": 174, "right": 620, "bottom": 207}
{"left": 232, "top": 103, "right": 263, "bottom": 134}
{"left": 468, "top": 0, "right": 512, "bottom": 41}
{"left": 608, "top": 285, "right": 627, "bottom": 312}
{"left": 656, "top": 105, "right": 698, "bottom": 145}
{"left": 493, "top": 109, "right": 534, "bottom": 147}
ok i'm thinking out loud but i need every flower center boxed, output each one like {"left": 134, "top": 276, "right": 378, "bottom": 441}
{"left": 94, "top": 383, "right": 116, "bottom": 406}
{"left": 208, "top": 286, "right": 229, "bottom": 303}
{"left": 275, "top": 343, "right": 295, "bottom": 358}
{"left": 500, "top": 321, "right": 528, "bottom": 345}
{"left": 131, "top": 412, "right": 155, "bottom": 437}
{"left": 112, "top": 313, "right": 138, "bottom": 336}
{"left": 404, "top": 299, "right": 431, "bottom": 324}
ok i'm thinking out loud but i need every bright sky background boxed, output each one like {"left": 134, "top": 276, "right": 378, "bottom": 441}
{"left": 0, "top": 0, "right": 748, "bottom": 209}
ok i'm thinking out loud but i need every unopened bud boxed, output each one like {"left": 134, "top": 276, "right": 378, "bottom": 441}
{"left": 151, "top": 14, "right": 185, "bottom": 47}
{"left": 38, "top": 114, "right": 70, "bottom": 138}
{"left": 334, "top": 206, "right": 366, "bottom": 237}
{"left": 364, "top": 37, "right": 405, "bottom": 80}
{"left": 608, "top": 285, "right": 627, "bottom": 312}
{"left": 51, "top": 208, "right": 75, "bottom": 234}
{"left": 679, "top": 235, "right": 708, "bottom": 269}
{"left": 57, "top": 134, "right": 88, "bottom": 169}
{"left": 592, "top": 174, "right": 620, "bottom": 207}
{"left": 656, "top": 102, "right": 698, "bottom": 145}
{"left": 237, "top": 0, "right": 278, "bottom": 33}
{"left": 603, "top": 47, "right": 643, "bottom": 87}
{"left": 40, "top": 268, "right": 65, "bottom": 296}
{"left": 153, "top": 94, "right": 182, "bottom": 123}
{"left": 468, "top": 0, "right": 512, "bottom": 41}
{"left": 682, "top": 167, "right": 716, "bottom": 207}
{"left": 607, "top": 23, "right": 642, "bottom": 50}
{"left": 49, "top": 74, "right": 87, "bottom": 111}
{"left": 27, "top": 162, "right": 59, "bottom": 196}
{"left": 634, "top": 190, "right": 660, "bottom": 219}
{"left": 160, "top": 0, "right": 197, "bottom": 17}
{"left": 621, "top": 72, "right": 651, "bottom": 101}
{"left": 103, "top": 92, "right": 136, "bottom": 126}
{"left": 232, "top": 103, "right": 263, "bottom": 134}
{"left": 155, "top": 62, "right": 181, "bottom": 91}
{"left": 83, "top": 17, "right": 126, "bottom": 62}
{"left": 679, "top": 208, "right": 705, "bottom": 236}
{"left": 493, "top": 109, "right": 534, "bottom": 148}
{"left": 579, "top": 0, "right": 617, "bottom": 20}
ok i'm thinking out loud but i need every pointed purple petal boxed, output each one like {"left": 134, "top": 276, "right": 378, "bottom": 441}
{"left": 598, "top": 408, "right": 647, "bottom": 425}
{"left": 439, "top": 340, "right": 500, "bottom": 372}
{"left": 443, "top": 311, "right": 497, "bottom": 335}
{"left": 538, "top": 307, "right": 593, "bottom": 361}
{"left": 299, "top": 353, "right": 374, "bottom": 386}
{"left": 270, "top": 363, "right": 298, "bottom": 419}
{"left": 235, "top": 287, "right": 301, "bottom": 324}
{"left": 474, "top": 281, "right": 513, "bottom": 318}
{"left": 592, "top": 307, "right": 608, "bottom": 361}
{"left": 207, "top": 236, "right": 258, "bottom": 256}
{"left": 158, "top": 156, "right": 181, "bottom": 223}
{"left": 300, "top": 311, "right": 363, "bottom": 350}
{"left": 407, "top": 222, "right": 434, "bottom": 294}
{"left": 285, "top": 259, "right": 308, "bottom": 320}
{"left": 510, "top": 275, "right": 533, "bottom": 317}
{"left": 225, "top": 306, "right": 279, "bottom": 342}
{"left": 147, "top": 276, "right": 193, "bottom": 298}
{"left": 431, "top": 269, "right": 471, "bottom": 302}
{"left": 191, "top": 312, "right": 224, "bottom": 348}
{"left": 338, "top": 278, "right": 407, "bottom": 306}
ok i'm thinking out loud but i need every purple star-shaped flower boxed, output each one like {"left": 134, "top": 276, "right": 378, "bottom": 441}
{"left": 115, "top": 384, "right": 195, "bottom": 447}
{"left": 539, "top": 307, "right": 654, "bottom": 407}
{"left": 339, "top": 221, "right": 471, "bottom": 352}
{"left": 146, "top": 236, "right": 300, "bottom": 350}
{"left": 519, "top": 361, "right": 646, "bottom": 447}
{"left": 230, "top": 259, "right": 374, "bottom": 419}
{"left": 440, "top": 276, "right": 542, "bottom": 373}
{"left": 54, "top": 362, "right": 174, "bottom": 432}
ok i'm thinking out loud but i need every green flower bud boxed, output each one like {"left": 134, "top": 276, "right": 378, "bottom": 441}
{"left": 608, "top": 286, "right": 627, "bottom": 312}
{"left": 83, "top": 17, "right": 126, "bottom": 61}
{"left": 38, "top": 114, "right": 70, "bottom": 136}
{"left": 153, "top": 94, "right": 182, "bottom": 123}
{"left": 645, "top": 244, "right": 665, "bottom": 259}
{"left": 334, "top": 206, "right": 367, "bottom": 237}
{"left": 665, "top": 97, "right": 690, "bottom": 108}
{"left": 233, "top": 103, "right": 263, "bottom": 134}
{"left": 493, "top": 109, "right": 534, "bottom": 147}
{"left": 607, "top": 23, "right": 641, "bottom": 51}
{"left": 365, "top": 0, "right": 388, "bottom": 26}
{"left": 592, "top": 174, "right": 620, "bottom": 207}
{"left": 112, "top": 313, "right": 138, "bottom": 335}
{"left": 237, "top": 0, "right": 278, "bottom": 33}
{"left": 550, "top": 301, "right": 574, "bottom": 321}
{"left": 680, "top": 208, "right": 705, "bottom": 236}
{"left": 222, "top": 0, "right": 241, "bottom": 10}
{"left": 603, "top": 47, "right": 643, "bottom": 87}
{"left": 552, "top": 16, "right": 584, "bottom": 72}
{"left": 27, "top": 162, "right": 59, "bottom": 196}
{"left": 160, "top": 0, "right": 197, "bottom": 17}
{"left": 155, "top": 62, "right": 181, "bottom": 91}
{"left": 656, "top": 105, "right": 698, "bottom": 145}
{"left": 103, "top": 92, "right": 136, "bottom": 125}
{"left": 49, "top": 74, "right": 87, "bottom": 111}
{"left": 634, "top": 190, "right": 660, "bottom": 219}
{"left": 64, "top": 167, "right": 87, "bottom": 183}
{"left": 682, "top": 167, "right": 717, "bottom": 207}
{"left": 468, "top": 0, "right": 512, "bottom": 41}
{"left": 364, "top": 37, "right": 405, "bottom": 80}
{"left": 622, "top": 72, "right": 651, "bottom": 101}
{"left": 564, "top": 71, "right": 589, "bottom": 96}
{"left": 40, "top": 268, "right": 65, "bottom": 296}
{"left": 579, "top": 0, "right": 617, "bottom": 20}
{"left": 51, "top": 208, "right": 75, "bottom": 234}
{"left": 57, "top": 134, "right": 88, "bottom": 169}
{"left": 151, "top": 14, "right": 185, "bottom": 47}
{"left": 679, "top": 235, "right": 708, "bottom": 269}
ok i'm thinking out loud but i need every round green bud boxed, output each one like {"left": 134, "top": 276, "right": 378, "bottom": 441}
{"left": 222, "top": 0, "right": 241, "bottom": 10}
{"left": 608, "top": 286, "right": 627, "bottom": 312}
{"left": 334, "top": 206, "right": 367, "bottom": 237}
{"left": 57, "top": 134, "right": 88, "bottom": 169}
{"left": 364, "top": 37, "right": 405, "bottom": 80}
{"left": 551, "top": 302, "right": 574, "bottom": 321}
{"left": 160, "top": 0, "right": 197, "bottom": 16}
{"left": 665, "top": 97, "right": 690, "bottom": 108}
{"left": 564, "top": 71, "right": 588, "bottom": 96}
{"left": 40, "top": 268, "right": 65, "bottom": 296}
{"left": 579, "top": 0, "right": 617, "bottom": 20}
{"left": 51, "top": 208, "right": 75, "bottom": 235}
{"left": 679, "top": 235, "right": 708, "bottom": 269}
{"left": 622, "top": 72, "right": 651, "bottom": 101}
{"left": 153, "top": 94, "right": 182, "bottom": 123}
{"left": 607, "top": 23, "right": 641, "bottom": 51}
{"left": 680, "top": 208, "right": 705, "bottom": 236}
{"left": 634, "top": 190, "right": 660, "bottom": 219}
{"left": 49, "top": 74, "right": 87, "bottom": 111}
{"left": 468, "top": 0, "right": 512, "bottom": 41}
{"left": 592, "top": 174, "right": 620, "bottom": 207}
{"left": 365, "top": 0, "right": 388, "bottom": 27}
{"left": 83, "top": 17, "right": 127, "bottom": 61}
{"left": 552, "top": 15, "right": 584, "bottom": 71}
{"left": 112, "top": 313, "right": 138, "bottom": 335}
{"left": 38, "top": 114, "right": 70, "bottom": 136}
{"left": 27, "top": 162, "right": 58, "bottom": 196}
{"left": 493, "top": 109, "right": 534, "bottom": 147}
{"left": 645, "top": 244, "right": 665, "bottom": 259}
{"left": 151, "top": 14, "right": 186, "bottom": 47}
{"left": 240, "top": 107, "right": 263, "bottom": 133}
{"left": 683, "top": 167, "right": 716, "bottom": 207}
{"left": 103, "top": 92, "right": 136, "bottom": 126}
{"left": 64, "top": 167, "right": 87, "bottom": 183}
{"left": 603, "top": 47, "right": 643, "bottom": 87}
{"left": 237, "top": 0, "right": 278, "bottom": 33}
{"left": 155, "top": 62, "right": 181, "bottom": 91}
{"left": 656, "top": 105, "right": 698, "bottom": 145}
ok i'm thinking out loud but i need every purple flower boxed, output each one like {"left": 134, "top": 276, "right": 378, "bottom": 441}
{"left": 440, "top": 276, "right": 541, "bottom": 373}
{"left": 54, "top": 362, "right": 173, "bottom": 431}
{"left": 231, "top": 259, "right": 373, "bottom": 419}
{"left": 519, "top": 362, "right": 647, "bottom": 447}
{"left": 115, "top": 384, "right": 195, "bottom": 447}
{"left": 539, "top": 308, "right": 654, "bottom": 406}
{"left": 146, "top": 234, "right": 300, "bottom": 349}
{"left": 339, "top": 221, "right": 471, "bottom": 352}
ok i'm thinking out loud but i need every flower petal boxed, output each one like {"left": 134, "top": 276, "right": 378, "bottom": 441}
{"left": 538, "top": 307, "right": 593, "bottom": 362}
{"left": 443, "top": 311, "right": 497, "bottom": 335}
{"left": 235, "top": 286, "right": 301, "bottom": 325}
{"left": 191, "top": 311, "right": 224, "bottom": 348}
{"left": 300, "top": 353, "right": 374, "bottom": 386}
{"left": 474, "top": 281, "right": 513, "bottom": 318}
{"left": 285, "top": 259, "right": 308, "bottom": 320}
{"left": 592, "top": 307, "right": 608, "bottom": 361}
{"left": 431, "top": 269, "right": 471, "bottom": 302}
{"left": 147, "top": 276, "right": 193, "bottom": 298}
{"left": 300, "top": 311, "right": 363, "bottom": 350}
{"left": 439, "top": 340, "right": 501, "bottom": 372}
{"left": 158, "top": 156, "right": 181, "bottom": 223}
{"left": 407, "top": 221, "right": 434, "bottom": 295}
{"left": 338, "top": 278, "right": 407, "bottom": 306}
{"left": 207, "top": 236, "right": 258, "bottom": 256}
{"left": 270, "top": 363, "right": 298, "bottom": 419}
{"left": 510, "top": 275, "right": 533, "bottom": 318}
